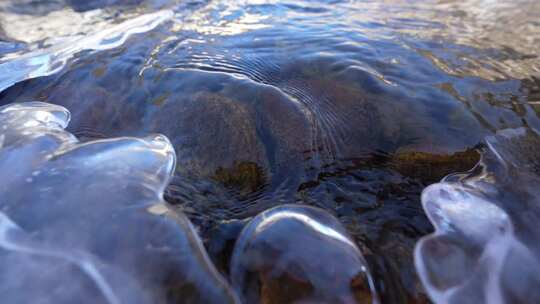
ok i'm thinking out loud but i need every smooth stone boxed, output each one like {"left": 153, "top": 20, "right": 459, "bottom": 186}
{"left": 150, "top": 90, "right": 269, "bottom": 180}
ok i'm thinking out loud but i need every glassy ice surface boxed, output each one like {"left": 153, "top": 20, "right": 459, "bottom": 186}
{"left": 0, "top": 102, "right": 238, "bottom": 304}
{"left": 0, "top": 9, "right": 173, "bottom": 92}
{"left": 416, "top": 127, "right": 540, "bottom": 304}
{"left": 230, "top": 204, "right": 378, "bottom": 304}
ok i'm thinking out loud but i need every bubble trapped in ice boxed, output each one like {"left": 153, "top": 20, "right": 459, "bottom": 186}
{"left": 230, "top": 204, "right": 379, "bottom": 304}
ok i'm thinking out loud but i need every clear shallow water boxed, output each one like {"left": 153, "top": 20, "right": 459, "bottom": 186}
{"left": 0, "top": 0, "right": 539, "bottom": 303}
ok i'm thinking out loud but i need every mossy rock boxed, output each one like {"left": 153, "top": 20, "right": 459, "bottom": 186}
{"left": 391, "top": 148, "right": 481, "bottom": 183}
{"left": 212, "top": 161, "right": 266, "bottom": 196}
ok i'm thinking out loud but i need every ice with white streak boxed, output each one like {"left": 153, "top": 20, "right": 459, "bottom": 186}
{"left": 416, "top": 127, "right": 540, "bottom": 304}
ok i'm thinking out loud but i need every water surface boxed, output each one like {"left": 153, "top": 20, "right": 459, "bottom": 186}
{"left": 0, "top": 0, "right": 539, "bottom": 303}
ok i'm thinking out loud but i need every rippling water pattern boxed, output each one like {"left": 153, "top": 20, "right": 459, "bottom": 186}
{"left": 0, "top": 0, "right": 539, "bottom": 303}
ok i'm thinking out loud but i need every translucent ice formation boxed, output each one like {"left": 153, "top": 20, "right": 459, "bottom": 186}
{"left": 0, "top": 102, "right": 239, "bottom": 304}
{"left": 416, "top": 127, "right": 540, "bottom": 304}
{"left": 0, "top": 9, "right": 172, "bottom": 92}
{"left": 230, "top": 204, "right": 379, "bottom": 304}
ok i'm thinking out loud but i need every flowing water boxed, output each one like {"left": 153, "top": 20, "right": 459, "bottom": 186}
{"left": 0, "top": 0, "right": 539, "bottom": 303}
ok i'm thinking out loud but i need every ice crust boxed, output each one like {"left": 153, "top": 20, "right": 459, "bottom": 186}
{"left": 0, "top": 101, "right": 239, "bottom": 304}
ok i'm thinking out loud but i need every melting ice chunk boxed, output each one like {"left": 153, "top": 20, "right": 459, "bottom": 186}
{"left": 0, "top": 102, "right": 239, "bottom": 304}
{"left": 230, "top": 204, "right": 379, "bottom": 304}
{"left": 415, "top": 127, "right": 540, "bottom": 304}
{"left": 0, "top": 10, "right": 173, "bottom": 92}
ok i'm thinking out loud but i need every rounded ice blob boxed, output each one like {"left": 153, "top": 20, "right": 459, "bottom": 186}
{"left": 0, "top": 101, "right": 70, "bottom": 128}
{"left": 230, "top": 204, "right": 378, "bottom": 304}
{"left": 0, "top": 102, "right": 239, "bottom": 304}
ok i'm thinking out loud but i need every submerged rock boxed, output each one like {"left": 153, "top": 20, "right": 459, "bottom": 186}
{"left": 390, "top": 148, "right": 480, "bottom": 183}
{"left": 212, "top": 161, "right": 267, "bottom": 196}
{"left": 150, "top": 90, "right": 269, "bottom": 180}
{"left": 0, "top": 101, "right": 239, "bottom": 304}
{"left": 273, "top": 57, "right": 483, "bottom": 162}
{"left": 147, "top": 77, "right": 313, "bottom": 215}
{"left": 230, "top": 204, "right": 379, "bottom": 304}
